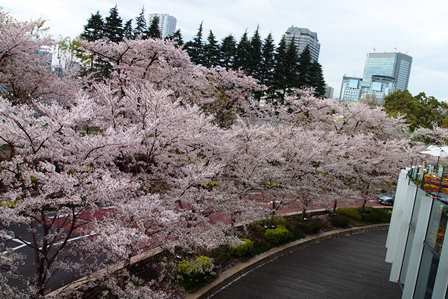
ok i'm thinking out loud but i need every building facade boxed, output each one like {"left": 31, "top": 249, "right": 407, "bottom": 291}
{"left": 148, "top": 13, "right": 177, "bottom": 38}
{"left": 340, "top": 52, "right": 412, "bottom": 104}
{"left": 339, "top": 76, "right": 363, "bottom": 102}
{"left": 386, "top": 165, "right": 448, "bottom": 298}
{"left": 363, "top": 52, "right": 412, "bottom": 91}
{"left": 284, "top": 26, "right": 320, "bottom": 62}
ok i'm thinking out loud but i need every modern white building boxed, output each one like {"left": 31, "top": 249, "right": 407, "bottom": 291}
{"left": 386, "top": 164, "right": 448, "bottom": 298}
{"left": 148, "top": 13, "right": 177, "bottom": 38}
{"left": 284, "top": 26, "right": 320, "bottom": 62}
{"left": 339, "top": 76, "right": 363, "bottom": 102}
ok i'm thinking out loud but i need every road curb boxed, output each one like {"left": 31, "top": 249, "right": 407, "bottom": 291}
{"left": 186, "top": 223, "right": 389, "bottom": 299}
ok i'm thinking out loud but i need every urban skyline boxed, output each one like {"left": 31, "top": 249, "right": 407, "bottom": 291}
{"left": 0, "top": 0, "right": 446, "bottom": 100}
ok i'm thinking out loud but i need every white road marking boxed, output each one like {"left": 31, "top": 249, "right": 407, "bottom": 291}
{"left": 1, "top": 233, "right": 97, "bottom": 255}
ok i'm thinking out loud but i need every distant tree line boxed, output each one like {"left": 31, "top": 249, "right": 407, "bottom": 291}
{"left": 384, "top": 90, "right": 448, "bottom": 131}
{"left": 81, "top": 6, "right": 326, "bottom": 98}
{"left": 184, "top": 23, "right": 326, "bottom": 98}
{"left": 81, "top": 6, "right": 183, "bottom": 46}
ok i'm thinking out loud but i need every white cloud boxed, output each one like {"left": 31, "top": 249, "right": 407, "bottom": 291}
{"left": 1, "top": 0, "right": 447, "bottom": 99}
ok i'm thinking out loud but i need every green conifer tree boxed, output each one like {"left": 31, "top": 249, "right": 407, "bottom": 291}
{"left": 203, "top": 30, "right": 220, "bottom": 67}
{"left": 272, "top": 37, "right": 289, "bottom": 98}
{"left": 184, "top": 23, "right": 204, "bottom": 65}
{"left": 167, "top": 29, "right": 184, "bottom": 47}
{"left": 248, "top": 27, "right": 262, "bottom": 79}
{"left": 297, "top": 46, "right": 314, "bottom": 88}
{"left": 284, "top": 40, "right": 300, "bottom": 88}
{"left": 81, "top": 11, "right": 104, "bottom": 41}
{"left": 134, "top": 7, "right": 147, "bottom": 39}
{"left": 220, "top": 35, "right": 237, "bottom": 69}
{"left": 310, "top": 62, "right": 326, "bottom": 97}
{"left": 104, "top": 5, "right": 124, "bottom": 43}
{"left": 260, "top": 33, "right": 275, "bottom": 86}
{"left": 146, "top": 16, "right": 161, "bottom": 39}
{"left": 123, "top": 19, "right": 133, "bottom": 40}
{"left": 235, "top": 32, "right": 251, "bottom": 72}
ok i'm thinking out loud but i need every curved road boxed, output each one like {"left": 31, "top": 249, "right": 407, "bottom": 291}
{"left": 212, "top": 229, "right": 401, "bottom": 299}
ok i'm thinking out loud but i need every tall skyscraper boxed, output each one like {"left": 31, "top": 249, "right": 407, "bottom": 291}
{"left": 340, "top": 52, "right": 413, "bottom": 104}
{"left": 284, "top": 26, "right": 320, "bottom": 62}
{"left": 362, "top": 52, "right": 412, "bottom": 91}
{"left": 148, "top": 14, "right": 177, "bottom": 38}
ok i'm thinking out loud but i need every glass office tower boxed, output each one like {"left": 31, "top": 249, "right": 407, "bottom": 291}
{"left": 362, "top": 52, "right": 412, "bottom": 91}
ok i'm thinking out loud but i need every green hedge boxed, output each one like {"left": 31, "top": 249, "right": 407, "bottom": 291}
{"left": 177, "top": 256, "right": 216, "bottom": 291}
{"left": 296, "top": 218, "right": 323, "bottom": 234}
{"left": 231, "top": 239, "right": 254, "bottom": 258}
{"left": 336, "top": 208, "right": 363, "bottom": 222}
{"left": 264, "top": 225, "right": 293, "bottom": 245}
{"left": 330, "top": 214, "right": 351, "bottom": 228}
{"left": 361, "top": 208, "right": 391, "bottom": 223}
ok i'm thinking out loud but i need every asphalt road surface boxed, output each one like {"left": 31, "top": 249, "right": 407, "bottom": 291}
{"left": 212, "top": 229, "right": 401, "bottom": 299}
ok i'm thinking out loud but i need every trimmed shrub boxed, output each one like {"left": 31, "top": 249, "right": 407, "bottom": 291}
{"left": 297, "top": 218, "right": 323, "bottom": 234}
{"left": 208, "top": 245, "right": 233, "bottom": 268}
{"left": 231, "top": 239, "right": 254, "bottom": 258}
{"left": 361, "top": 208, "right": 392, "bottom": 223}
{"left": 264, "top": 225, "right": 293, "bottom": 245}
{"left": 330, "top": 214, "right": 351, "bottom": 228}
{"left": 336, "top": 208, "right": 362, "bottom": 222}
{"left": 271, "top": 216, "right": 288, "bottom": 227}
{"left": 177, "top": 256, "right": 216, "bottom": 291}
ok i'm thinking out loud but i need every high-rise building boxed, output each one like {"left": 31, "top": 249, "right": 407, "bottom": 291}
{"left": 362, "top": 52, "right": 412, "bottom": 91}
{"left": 340, "top": 52, "right": 412, "bottom": 104}
{"left": 284, "top": 26, "right": 320, "bottom": 62}
{"left": 148, "top": 14, "right": 177, "bottom": 38}
{"left": 339, "top": 76, "right": 363, "bottom": 102}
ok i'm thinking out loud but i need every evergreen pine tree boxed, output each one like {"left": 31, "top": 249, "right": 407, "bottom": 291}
{"left": 166, "top": 29, "right": 184, "bottom": 47}
{"left": 104, "top": 5, "right": 124, "bottom": 43}
{"left": 123, "top": 19, "right": 133, "bottom": 39}
{"left": 272, "top": 37, "right": 289, "bottom": 97}
{"left": 310, "top": 62, "right": 326, "bottom": 97}
{"left": 203, "top": 30, "right": 220, "bottom": 68}
{"left": 260, "top": 33, "right": 275, "bottom": 86}
{"left": 146, "top": 16, "right": 161, "bottom": 39}
{"left": 220, "top": 35, "right": 237, "bottom": 69}
{"left": 81, "top": 11, "right": 104, "bottom": 41}
{"left": 297, "top": 46, "right": 314, "bottom": 88}
{"left": 284, "top": 40, "right": 300, "bottom": 88}
{"left": 184, "top": 23, "right": 204, "bottom": 65}
{"left": 248, "top": 27, "right": 262, "bottom": 79}
{"left": 234, "top": 32, "right": 251, "bottom": 72}
{"left": 134, "top": 7, "right": 147, "bottom": 39}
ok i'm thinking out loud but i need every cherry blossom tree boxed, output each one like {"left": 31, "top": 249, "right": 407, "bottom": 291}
{"left": 0, "top": 10, "right": 426, "bottom": 298}
{"left": 0, "top": 10, "right": 77, "bottom": 105}
{"left": 79, "top": 38, "right": 261, "bottom": 127}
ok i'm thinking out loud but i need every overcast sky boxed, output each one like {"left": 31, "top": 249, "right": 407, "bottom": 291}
{"left": 1, "top": 0, "right": 447, "bottom": 99}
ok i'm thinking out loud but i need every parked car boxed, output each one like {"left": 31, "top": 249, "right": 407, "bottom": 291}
{"left": 378, "top": 193, "right": 395, "bottom": 206}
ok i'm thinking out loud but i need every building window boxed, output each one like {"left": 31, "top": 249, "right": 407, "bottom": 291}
{"left": 414, "top": 200, "right": 448, "bottom": 298}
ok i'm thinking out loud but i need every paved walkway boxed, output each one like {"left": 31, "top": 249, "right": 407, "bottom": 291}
{"left": 212, "top": 230, "right": 401, "bottom": 299}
